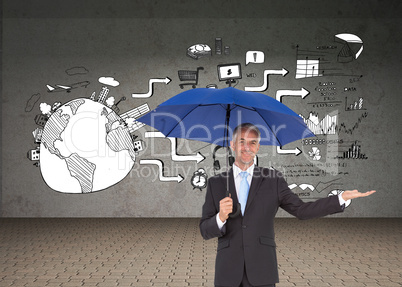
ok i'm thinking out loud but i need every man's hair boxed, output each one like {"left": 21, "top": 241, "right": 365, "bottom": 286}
{"left": 232, "top": 123, "right": 261, "bottom": 143}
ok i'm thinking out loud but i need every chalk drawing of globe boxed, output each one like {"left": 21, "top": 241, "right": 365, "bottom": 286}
{"left": 40, "top": 98, "right": 136, "bottom": 193}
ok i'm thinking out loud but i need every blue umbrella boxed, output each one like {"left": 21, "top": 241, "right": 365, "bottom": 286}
{"left": 137, "top": 87, "right": 314, "bottom": 147}
{"left": 137, "top": 87, "right": 315, "bottom": 217}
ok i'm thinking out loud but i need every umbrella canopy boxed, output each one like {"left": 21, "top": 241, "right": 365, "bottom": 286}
{"left": 137, "top": 87, "right": 314, "bottom": 147}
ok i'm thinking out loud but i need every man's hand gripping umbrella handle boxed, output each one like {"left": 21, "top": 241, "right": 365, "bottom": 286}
{"left": 228, "top": 192, "right": 241, "bottom": 218}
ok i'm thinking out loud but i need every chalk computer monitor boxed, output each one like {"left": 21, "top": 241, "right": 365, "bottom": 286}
{"left": 217, "top": 63, "right": 242, "bottom": 86}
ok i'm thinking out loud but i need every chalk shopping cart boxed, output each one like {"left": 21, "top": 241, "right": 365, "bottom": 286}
{"left": 178, "top": 67, "right": 204, "bottom": 89}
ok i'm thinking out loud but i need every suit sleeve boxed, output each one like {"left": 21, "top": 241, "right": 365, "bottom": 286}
{"left": 277, "top": 175, "right": 344, "bottom": 220}
{"left": 199, "top": 177, "right": 226, "bottom": 240}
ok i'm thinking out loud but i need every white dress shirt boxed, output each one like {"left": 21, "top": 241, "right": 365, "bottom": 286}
{"left": 233, "top": 164, "right": 254, "bottom": 200}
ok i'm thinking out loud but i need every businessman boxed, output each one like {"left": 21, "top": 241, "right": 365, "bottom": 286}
{"left": 199, "top": 123, "right": 376, "bottom": 287}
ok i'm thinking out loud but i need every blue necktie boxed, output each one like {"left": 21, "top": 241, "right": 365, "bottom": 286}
{"left": 238, "top": 171, "right": 250, "bottom": 215}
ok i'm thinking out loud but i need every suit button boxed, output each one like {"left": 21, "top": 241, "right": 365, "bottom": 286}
{"left": 242, "top": 225, "right": 247, "bottom": 229}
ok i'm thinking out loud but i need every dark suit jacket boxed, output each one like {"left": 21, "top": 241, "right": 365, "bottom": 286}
{"left": 199, "top": 166, "right": 344, "bottom": 286}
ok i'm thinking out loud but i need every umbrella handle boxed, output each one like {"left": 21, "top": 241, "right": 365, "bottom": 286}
{"left": 229, "top": 203, "right": 241, "bottom": 218}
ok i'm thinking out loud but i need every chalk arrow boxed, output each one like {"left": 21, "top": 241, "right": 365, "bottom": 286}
{"left": 299, "top": 184, "right": 315, "bottom": 191}
{"left": 276, "top": 88, "right": 310, "bottom": 102}
{"left": 315, "top": 178, "right": 341, "bottom": 193}
{"left": 170, "top": 138, "right": 205, "bottom": 163}
{"left": 140, "top": 159, "right": 184, "bottom": 183}
{"left": 145, "top": 131, "right": 206, "bottom": 163}
{"left": 145, "top": 131, "right": 166, "bottom": 138}
{"left": 276, "top": 146, "right": 302, "bottom": 156}
{"left": 244, "top": 68, "right": 288, "bottom": 92}
{"left": 289, "top": 183, "right": 315, "bottom": 191}
{"left": 132, "top": 77, "right": 171, "bottom": 98}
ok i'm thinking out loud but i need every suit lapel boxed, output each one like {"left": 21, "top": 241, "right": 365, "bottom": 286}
{"left": 220, "top": 168, "right": 238, "bottom": 204}
{"left": 228, "top": 168, "right": 238, "bottom": 204}
{"left": 221, "top": 168, "right": 238, "bottom": 201}
{"left": 245, "top": 166, "right": 264, "bottom": 213}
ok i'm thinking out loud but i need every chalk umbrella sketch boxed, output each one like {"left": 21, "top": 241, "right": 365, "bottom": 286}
{"left": 137, "top": 87, "right": 315, "bottom": 216}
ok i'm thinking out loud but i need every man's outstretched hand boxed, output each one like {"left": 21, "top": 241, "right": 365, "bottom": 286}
{"left": 342, "top": 189, "right": 376, "bottom": 201}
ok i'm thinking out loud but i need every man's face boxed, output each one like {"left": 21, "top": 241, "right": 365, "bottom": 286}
{"left": 230, "top": 128, "right": 260, "bottom": 170}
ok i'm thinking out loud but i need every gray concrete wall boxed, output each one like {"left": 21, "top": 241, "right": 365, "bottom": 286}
{"left": 1, "top": 0, "right": 401, "bottom": 217}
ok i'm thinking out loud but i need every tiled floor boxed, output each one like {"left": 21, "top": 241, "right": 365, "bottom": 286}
{"left": 0, "top": 218, "right": 400, "bottom": 286}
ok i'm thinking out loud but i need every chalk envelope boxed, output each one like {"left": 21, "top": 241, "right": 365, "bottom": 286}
{"left": 246, "top": 51, "right": 265, "bottom": 65}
